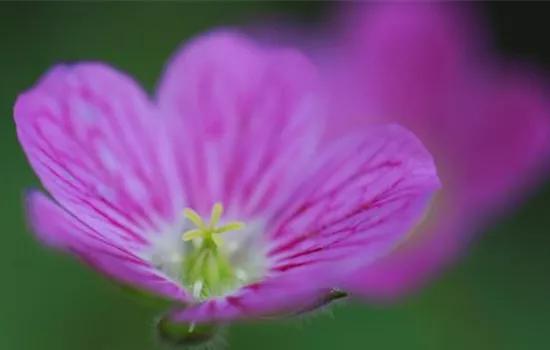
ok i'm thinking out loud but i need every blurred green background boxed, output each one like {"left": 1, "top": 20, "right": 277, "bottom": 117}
{"left": 1, "top": 2, "right": 549, "bottom": 350}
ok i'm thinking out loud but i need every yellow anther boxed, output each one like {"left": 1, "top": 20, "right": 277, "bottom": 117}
{"left": 181, "top": 202, "right": 246, "bottom": 245}
{"left": 182, "top": 229, "right": 204, "bottom": 241}
{"left": 217, "top": 222, "right": 246, "bottom": 233}
{"left": 210, "top": 203, "right": 223, "bottom": 229}
{"left": 183, "top": 208, "right": 207, "bottom": 231}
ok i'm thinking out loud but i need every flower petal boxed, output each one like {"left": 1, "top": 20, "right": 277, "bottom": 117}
{"left": 156, "top": 30, "right": 325, "bottom": 219}
{"left": 14, "top": 63, "right": 181, "bottom": 245}
{"left": 169, "top": 124, "right": 440, "bottom": 322}
{"left": 321, "top": 2, "right": 485, "bottom": 141}
{"left": 168, "top": 281, "right": 331, "bottom": 323}
{"left": 451, "top": 66, "right": 550, "bottom": 217}
{"left": 26, "top": 190, "right": 189, "bottom": 302}
{"left": 341, "top": 205, "right": 467, "bottom": 301}
{"left": 267, "top": 124, "right": 440, "bottom": 281}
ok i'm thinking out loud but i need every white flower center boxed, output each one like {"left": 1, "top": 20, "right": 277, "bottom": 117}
{"left": 147, "top": 203, "right": 268, "bottom": 300}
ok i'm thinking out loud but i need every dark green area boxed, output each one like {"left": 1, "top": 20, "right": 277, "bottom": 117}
{"left": 1, "top": 2, "right": 548, "bottom": 350}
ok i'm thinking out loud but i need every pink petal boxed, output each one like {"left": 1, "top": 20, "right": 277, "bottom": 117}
{"left": 14, "top": 63, "right": 180, "bottom": 245}
{"left": 267, "top": 124, "right": 440, "bottom": 279}
{"left": 26, "top": 190, "right": 189, "bottom": 302}
{"left": 341, "top": 201, "right": 467, "bottom": 301}
{"left": 322, "top": 2, "right": 487, "bottom": 141}
{"left": 450, "top": 65, "right": 550, "bottom": 218}
{"left": 167, "top": 282, "right": 331, "bottom": 323}
{"left": 169, "top": 124, "right": 440, "bottom": 322}
{"left": 156, "top": 30, "right": 325, "bottom": 219}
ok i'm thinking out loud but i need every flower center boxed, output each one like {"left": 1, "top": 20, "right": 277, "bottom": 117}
{"left": 180, "top": 203, "right": 248, "bottom": 300}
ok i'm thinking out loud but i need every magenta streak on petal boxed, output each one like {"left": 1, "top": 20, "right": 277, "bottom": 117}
{"left": 15, "top": 63, "right": 181, "bottom": 242}
{"left": 26, "top": 191, "right": 190, "bottom": 302}
{"left": 269, "top": 194, "right": 426, "bottom": 274}
{"left": 21, "top": 126, "right": 149, "bottom": 246}
{"left": 156, "top": 30, "right": 324, "bottom": 220}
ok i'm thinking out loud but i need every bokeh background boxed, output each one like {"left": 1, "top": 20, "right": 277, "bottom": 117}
{"left": 1, "top": 2, "right": 549, "bottom": 350}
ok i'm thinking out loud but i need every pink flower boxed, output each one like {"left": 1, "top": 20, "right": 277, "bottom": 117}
{"left": 264, "top": 2, "right": 550, "bottom": 301}
{"left": 14, "top": 31, "right": 439, "bottom": 344}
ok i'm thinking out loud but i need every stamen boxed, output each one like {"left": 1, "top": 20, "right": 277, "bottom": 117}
{"left": 183, "top": 208, "right": 207, "bottom": 231}
{"left": 182, "top": 229, "right": 204, "bottom": 241}
{"left": 209, "top": 203, "right": 223, "bottom": 229}
{"left": 180, "top": 202, "right": 249, "bottom": 300}
{"left": 217, "top": 222, "right": 246, "bottom": 233}
{"left": 181, "top": 202, "right": 246, "bottom": 246}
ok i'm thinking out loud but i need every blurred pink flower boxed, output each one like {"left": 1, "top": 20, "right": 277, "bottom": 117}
{"left": 14, "top": 30, "right": 439, "bottom": 343}
{"left": 265, "top": 2, "right": 550, "bottom": 301}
